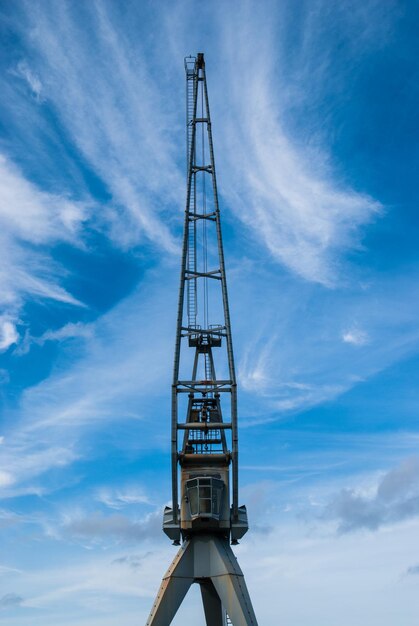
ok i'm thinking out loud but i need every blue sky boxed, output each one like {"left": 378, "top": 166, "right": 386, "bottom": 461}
{"left": 1, "top": 0, "right": 419, "bottom": 624}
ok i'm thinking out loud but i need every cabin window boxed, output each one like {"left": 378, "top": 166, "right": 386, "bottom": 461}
{"left": 185, "top": 477, "right": 224, "bottom": 519}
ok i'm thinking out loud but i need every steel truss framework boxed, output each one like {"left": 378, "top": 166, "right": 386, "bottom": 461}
{"left": 146, "top": 53, "right": 258, "bottom": 626}
{"left": 171, "top": 52, "right": 238, "bottom": 521}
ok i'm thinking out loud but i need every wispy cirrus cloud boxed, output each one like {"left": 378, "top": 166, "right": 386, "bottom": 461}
{"left": 0, "top": 443, "right": 78, "bottom": 498}
{"left": 0, "top": 1, "right": 185, "bottom": 357}
{"left": 96, "top": 486, "right": 151, "bottom": 510}
{"left": 0, "top": 267, "right": 175, "bottom": 498}
{"left": 11, "top": 59, "right": 44, "bottom": 101}
{"left": 8, "top": 0, "right": 385, "bottom": 289}
{"left": 215, "top": 1, "right": 383, "bottom": 286}
{"left": 17, "top": 0, "right": 182, "bottom": 254}
{"left": 0, "top": 154, "right": 86, "bottom": 249}
{"left": 0, "top": 3, "right": 418, "bottom": 626}
{"left": 342, "top": 327, "right": 369, "bottom": 346}
{"left": 232, "top": 263, "right": 419, "bottom": 418}
{"left": 15, "top": 322, "right": 94, "bottom": 356}
{"left": 0, "top": 154, "right": 87, "bottom": 339}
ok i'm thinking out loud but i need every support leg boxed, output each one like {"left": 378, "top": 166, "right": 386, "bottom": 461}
{"left": 146, "top": 576, "right": 192, "bottom": 626}
{"left": 146, "top": 541, "right": 194, "bottom": 626}
{"left": 204, "top": 537, "right": 258, "bottom": 626}
{"left": 146, "top": 536, "right": 258, "bottom": 626}
{"left": 200, "top": 579, "right": 224, "bottom": 626}
{"left": 211, "top": 574, "right": 257, "bottom": 626}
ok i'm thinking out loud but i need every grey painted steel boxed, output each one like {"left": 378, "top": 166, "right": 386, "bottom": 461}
{"left": 171, "top": 52, "right": 238, "bottom": 521}
{"left": 146, "top": 536, "right": 258, "bottom": 626}
{"left": 200, "top": 579, "right": 224, "bottom": 626}
{"left": 171, "top": 58, "right": 199, "bottom": 521}
{"left": 201, "top": 65, "right": 239, "bottom": 519}
{"left": 145, "top": 576, "right": 192, "bottom": 626}
{"left": 148, "top": 52, "right": 258, "bottom": 626}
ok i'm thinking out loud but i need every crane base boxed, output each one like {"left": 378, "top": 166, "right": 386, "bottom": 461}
{"left": 146, "top": 534, "right": 258, "bottom": 626}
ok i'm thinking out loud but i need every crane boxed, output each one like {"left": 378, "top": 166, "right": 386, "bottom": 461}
{"left": 146, "top": 53, "right": 258, "bottom": 626}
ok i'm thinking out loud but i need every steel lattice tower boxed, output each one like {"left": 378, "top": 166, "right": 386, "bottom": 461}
{"left": 146, "top": 53, "right": 258, "bottom": 626}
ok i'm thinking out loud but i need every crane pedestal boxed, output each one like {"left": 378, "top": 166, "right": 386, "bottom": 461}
{"left": 146, "top": 535, "right": 257, "bottom": 626}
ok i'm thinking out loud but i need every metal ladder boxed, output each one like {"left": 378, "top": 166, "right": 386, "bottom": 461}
{"left": 186, "top": 60, "right": 197, "bottom": 327}
{"left": 187, "top": 215, "right": 197, "bottom": 326}
{"left": 204, "top": 351, "right": 212, "bottom": 382}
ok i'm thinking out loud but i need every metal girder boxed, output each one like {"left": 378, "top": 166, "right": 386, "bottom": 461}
{"left": 178, "top": 423, "right": 232, "bottom": 430}
{"left": 200, "top": 579, "right": 224, "bottom": 626}
{"left": 145, "top": 535, "right": 258, "bottom": 626}
{"left": 172, "top": 52, "right": 239, "bottom": 519}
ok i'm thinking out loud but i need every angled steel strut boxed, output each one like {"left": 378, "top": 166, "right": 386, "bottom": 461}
{"left": 146, "top": 53, "right": 258, "bottom": 626}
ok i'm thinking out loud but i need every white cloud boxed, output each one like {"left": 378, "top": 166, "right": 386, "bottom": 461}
{"left": 231, "top": 264, "right": 419, "bottom": 420}
{"left": 239, "top": 334, "right": 278, "bottom": 394}
{"left": 19, "top": 1, "right": 181, "bottom": 255}
{"left": 13, "top": 60, "right": 44, "bottom": 101}
{"left": 3, "top": 509, "right": 419, "bottom": 626}
{"left": 41, "top": 323, "right": 93, "bottom": 343}
{"left": 342, "top": 327, "right": 369, "bottom": 345}
{"left": 214, "top": 2, "right": 382, "bottom": 286}
{"left": 0, "top": 470, "right": 15, "bottom": 488}
{"left": 0, "top": 444, "right": 78, "bottom": 499}
{"left": 12, "top": 0, "right": 384, "bottom": 289}
{"left": 0, "top": 267, "right": 174, "bottom": 498}
{"left": 0, "top": 153, "right": 86, "bottom": 319}
{"left": 164, "top": 0, "right": 384, "bottom": 286}
{"left": 0, "top": 154, "right": 86, "bottom": 246}
{"left": 0, "top": 317, "right": 19, "bottom": 351}
{"left": 96, "top": 486, "right": 151, "bottom": 509}
{"left": 324, "top": 457, "right": 419, "bottom": 531}
{"left": 0, "top": 4, "right": 416, "bottom": 625}
{"left": 16, "top": 322, "right": 94, "bottom": 356}
{"left": 239, "top": 517, "right": 419, "bottom": 626}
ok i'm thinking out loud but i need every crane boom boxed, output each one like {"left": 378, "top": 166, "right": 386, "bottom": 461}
{"left": 170, "top": 52, "right": 240, "bottom": 532}
{"left": 147, "top": 53, "right": 258, "bottom": 626}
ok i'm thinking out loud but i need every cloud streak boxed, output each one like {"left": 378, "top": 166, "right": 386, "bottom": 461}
{"left": 0, "top": 153, "right": 87, "bottom": 340}
{"left": 0, "top": 266, "right": 175, "bottom": 498}
{"left": 12, "top": 60, "right": 44, "bottom": 101}
{"left": 9, "top": 0, "right": 384, "bottom": 289}
{"left": 232, "top": 264, "right": 419, "bottom": 419}
{"left": 18, "top": 0, "right": 181, "bottom": 254}
{"left": 96, "top": 486, "right": 151, "bottom": 509}
{"left": 215, "top": 1, "right": 382, "bottom": 285}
